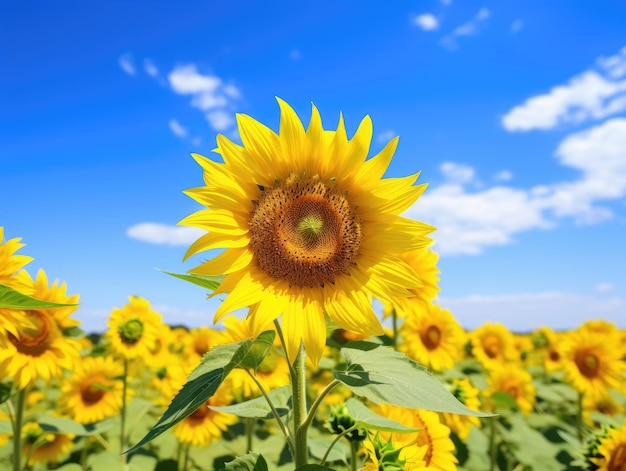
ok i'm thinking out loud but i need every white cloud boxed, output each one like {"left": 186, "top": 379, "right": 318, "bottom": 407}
{"left": 493, "top": 170, "right": 513, "bottom": 182}
{"left": 596, "top": 282, "right": 615, "bottom": 293}
{"left": 597, "top": 46, "right": 626, "bottom": 79}
{"left": 144, "top": 59, "right": 159, "bottom": 77}
{"left": 510, "top": 20, "right": 523, "bottom": 34}
{"left": 441, "top": 0, "right": 452, "bottom": 5}
{"left": 440, "top": 162, "right": 475, "bottom": 184}
{"left": 440, "top": 8, "right": 490, "bottom": 50}
{"left": 440, "top": 291, "right": 625, "bottom": 330}
{"left": 206, "top": 110, "right": 234, "bottom": 131}
{"left": 407, "top": 117, "right": 626, "bottom": 255}
{"left": 376, "top": 130, "right": 396, "bottom": 144}
{"left": 502, "top": 47, "right": 626, "bottom": 132}
{"left": 167, "top": 64, "right": 241, "bottom": 132}
{"left": 413, "top": 14, "right": 439, "bottom": 31}
{"left": 118, "top": 53, "right": 136, "bottom": 76}
{"left": 168, "top": 119, "right": 188, "bottom": 138}
{"left": 126, "top": 223, "right": 204, "bottom": 246}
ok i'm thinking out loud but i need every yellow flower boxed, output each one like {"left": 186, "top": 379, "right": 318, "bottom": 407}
{"left": 173, "top": 385, "right": 237, "bottom": 447}
{"left": 485, "top": 365, "right": 536, "bottom": 415}
{"left": 181, "top": 99, "right": 433, "bottom": 365}
{"left": 372, "top": 404, "right": 458, "bottom": 470}
{"left": 583, "top": 390, "right": 625, "bottom": 427}
{"left": 105, "top": 296, "right": 163, "bottom": 361}
{"left": 532, "top": 326, "right": 565, "bottom": 372}
{"left": 0, "top": 270, "right": 80, "bottom": 390}
{"left": 400, "top": 302, "right": 465, "bottom": 372}
{"left": 183, "top": 326, "right": 226, "bottom": 365}
{"left": 22, "top": 422, "right": 74, "bottom": 466}
{"left": 560, "top": 327, "right": 625, "bottom": 398}
{"left": 152, "top": 361, "right": 190, "bottom": 408}
{"left": 441, "top": 378, "right": 481, "bottom": 440}
{"left": 590, "top": 419, "right": 626, "bottom": 471}
{"left": 469, "top": 322, "right": 517, "bottom": 370}
{"left": 61, "top": 356, "right": 125, "bottom": 424}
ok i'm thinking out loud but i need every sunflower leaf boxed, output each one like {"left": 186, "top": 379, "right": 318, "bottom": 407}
{"left": 158, "top": 270, "right": 224, "bottom": 291}
{"left": 333, "top": 341, "right": 494, "bottom": 417}
{"left": 209, "top": 385, "right": 292, "bottom": 419}
{"left": 38, "top": 416, "right": 111, "bottom": 436}
{"left": 345, "top": 397, "right": 421, "bottom": 433}
{"left": 0, "top": 283, "right": 79, "bottom": 309}
{"left": 295, "top": 466, "right": 337, "bottom": 471}
{"left": 125, "top": 330, "right": 275, "bottom": 454}
{"left": 222, "top": 452, "right": 268, "bottom": 470}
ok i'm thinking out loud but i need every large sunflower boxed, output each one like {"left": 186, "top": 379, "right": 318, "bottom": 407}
{"left": 181, "top": 99, "right": 433, "bottom": 364}
{"left": 590, "top": 420, "right": 626, "bottom": 471}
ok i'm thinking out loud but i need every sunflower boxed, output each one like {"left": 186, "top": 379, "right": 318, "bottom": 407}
{"left": 485, "top": 364, "right": 536, "bottom": 415}
{"left": 589, "top": 419, "right": 626, "bottom": 471}
{"left": 180, "top": 99, "right": 433, "bottom": 365}
{"left": 583, "top": 389, "right": 625, "bottom": 427}
{"left": 560, "top": 328, "right": 625, "bottom": 398}
{"left": 441, "top": 378, "right": 481, "bottom": 440}
{"left": 0, "top": 270, "right": 80, "bottom": 390}
{"left": 399, "top": 302, "right": 465, "bottom": 372}
{"left": 469, "top": 322, "right": 517, "bottom": 370}
{"left": 183, "top": 326, "right": 226, "bottom": 366}
{"left": 532, "top": 326, "right": 564, "bottom": 373}
{"left": 61, "top": 356, "right": 125, "bottom": 424}
{"left": 372, "top": 404, "right": 458, "bottom": 471}
{"left": 105, "top": 296, "right": 163, "bottom": 361}
{"left": 21, "top": 422, "right": 74, "bottom": 466}
{"left": 152, "top": 361, "right": 190, "bottom": 408}
{"left": 172, "top": 384, "right": 237, "bottom": 447}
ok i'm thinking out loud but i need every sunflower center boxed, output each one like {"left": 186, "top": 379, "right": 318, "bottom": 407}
{"left": 609, "top": 444, "right": 626, "bottom": 471}
{"left": 189, "top": 401, "right": 211, "bottom": 421}
{"left": 118, "top": 318, "right": 144, "bottom": 344}
{"left": 81, "top": 381, "right": 107, "bottom": 405}
{"left": 249, "top": 174, "right": 361, "bottom": 288}
{"left": 422, "top": 325, "right": 442, "bottom": 350}
{"left": 575, "top": 351, "right": 600, "bottom": 378}
{"left": 483, "top": 335, "right": 501, "bottom": 359}
{"left": 8, "top": 311, "right": 54, "bottom": 356}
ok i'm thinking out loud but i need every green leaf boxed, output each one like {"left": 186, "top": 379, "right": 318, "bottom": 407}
{"left": 308, "top": 437, "right": 349, "bottom": 465}
{"left": 0, "top": 381, "right": 11, "bottom": 404}
{"left": 0, "top": 420, "right": 12, "bottom": 434}
{"left": 159, "top": 270, "right": 224, "bottom": 291}
{"left": 334, "top": 341, "right": 493, "bottom": 417}
{"left": 490, "top": 391, "right": 519, "bottom": 410}
{"left": 295, "top": 466, "right": 337, "bottom": 470}
{"left": 38, "top": 416, "right": 110, "bottom": 436}
{"left": 345, "top": 398, "right": 420, "bottom": 433}
{"left": 0, "top": 283, "right": 79, "bottom": 309}
{"left": 210, "top": 386, "right": 292, "bottom": 419}
{"left": 222, "top": 452, "right": 268, "bottom": 470}
{"left": 238, "top": 331, "right": 276, "bottom": 371}
{"left": 125, "top": 331, "right": 275, "bottom": 454}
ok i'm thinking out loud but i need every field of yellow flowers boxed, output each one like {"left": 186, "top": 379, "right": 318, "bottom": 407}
{"left": 2, "top": 226, "right": 625, "bottom": 471}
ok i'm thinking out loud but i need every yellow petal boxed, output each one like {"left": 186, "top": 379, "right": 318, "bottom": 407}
{"left": 213, "top": 271, "right": 265, "bottom": 323}
{"left": 247, "top": 291, "right": 288, "bottom": 337}
{"left": 190, "top": 248, "right": 253, "bottom": 276}
{"left": 301, "top": 294, "right": 327, "bottom": 366}
{"left": 178, "top": 209, "right": 248, "bottom": 235}
{"left": 281, "top": 297, "right": 304, "bottom": 365}
{"left": 183, "top": 232, "right": 249, "bottom": 261}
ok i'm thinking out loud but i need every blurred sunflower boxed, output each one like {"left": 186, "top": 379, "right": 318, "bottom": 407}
{"left": 560, "top": 328, "right": 625, "bottom": 398}
{"left": 105, "top": 296, "right": 163, "bottom": 361}
{"left": 151, "top": 361, "right": 189, "bottom": 408}
{"left": 400, "top": 302, "right": 465, "bottom": 372}
{"left": 180, "top": 99, "right": 433, "bottom": 365}
{"left": 183, "top": 326, "right": 226, "bottom": 366}
{"left": 144, "top": 324, "right": 175, "bottom": 368}
{"left": 469, "top": 322, "right": 517, "bottom": 370}
{"left": 441, "top": 378, "right": 482, "bottom": 440}
{"left": 589, "top": 419, "right": 626, "bottom": 471}
{"left": 533, "top": 326, "right": 564, "bottom": 372}
{"left": 485, "top": 364, "right": 536, "bottom": 415}
{"left": 61, "top": 356, "right": 125, "bottom": 424}
{"left": 21, "top": 422, "right": 74, "bottom": 466}
{"left": 583, "top": 389, "right": 625, "bottom": 427}
{"left": 172, "top": 385, "right": 237, "bottom": 447}
{"left": 0, "top": 270, "right": 80, "bottom": 390}
{"left": 371, "top": 404, "right": 458, "bottom": 471}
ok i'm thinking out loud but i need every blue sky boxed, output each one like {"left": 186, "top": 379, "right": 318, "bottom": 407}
{"left": 2, "top": 1, "right": 626, "bottom": 333}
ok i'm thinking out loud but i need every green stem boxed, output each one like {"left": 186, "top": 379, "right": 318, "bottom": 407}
{"left": 391, "top": 308, "right": 398, "bottom": 351}
{"left": 245, "top": 369, "right": 294, "bottom": 455}
{"left": 577, "top": 392, "right": 584, "bottom": 443}
{"left": 350, "top": 440, "right": 359, "bottom": 471}
{"left": 246, "top": 417, "right": 254, "bottom": 453}
{"left": 182, "top": 443, "right": 190, "bottom": 471}
{"left": 120, "top": 359, "right": 129, "bottom": 464}
{"left": 12, "top": 389, "right": 26, "bottom": 471}
{"left": 273, "top": 320, "right": 296, "bottom": 378}
{"left": 320, "top": 425, "right": 358, "bottom": 466}
{"left": 489, "top": 417, "right": 496, "bottom": 471}
{"left": 301, "top": 379, "right": 341, "bottom": 432}
{"left": 292, "top": 343, "right": 309, "bottom": 467}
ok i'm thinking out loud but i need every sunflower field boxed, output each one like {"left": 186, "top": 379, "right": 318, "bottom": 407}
{"left": 1, "top": 102, "right": 626, "bottom": 471}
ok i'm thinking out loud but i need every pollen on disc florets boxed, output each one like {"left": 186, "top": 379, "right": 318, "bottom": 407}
{"left": 249, "top": 173, "right": 361, "bottom": 288}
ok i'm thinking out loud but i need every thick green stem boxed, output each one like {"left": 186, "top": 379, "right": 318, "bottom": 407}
{"left": 577, "top": 392, "right": 584, "bottom": 443}
{"left": 120, "top": 359, "right": 129, "bottom": 464}
{"left": 489, "top": 417, "right": 496, "bottom": 471}
{"left": 246, "top": 417, "right": 254, "bottom": 453}
{"left": 302, "top": 379, "right": 340, "bottom": 432}
{"left": 350, "top": 440, "right": 359, "bottom": 471}
{"left": 391, "top": 308, "right": 398, "bottom": 351}
{"left": 292, "top": 343, "right": 309, "bottom": 467}
{"left": 12, "top": 389, "right": 26, "bottom": 471}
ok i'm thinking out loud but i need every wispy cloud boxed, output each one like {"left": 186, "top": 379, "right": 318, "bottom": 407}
{"left": 441, "top": 7, "right": 490, "bottom": 50}
{"left": 167, "top": 64, "right": 241, "bottom": 132}
{"left": 406, "top": 117, "right": 626, "bottom": 255}
{"left": 440, "top": 291, "right": 625, "bottom": 331}
{"left": 596, "top": 282, "right": 615, "bottom": 293}
{"left": 144, "top": 58, "right": 159, "bottom": 77}
{"left": 510, "top": 19, "right": 523, "bottom": 34}
{"left": 502, "top": 47, "right": 626, "bottom": 132}
{"left": 413, "top": 13, "right": 439, "bottom": 32}
{"left": 168, "top": 119, "right": 188, "bottom": 138}
{"left": 126, "top": 223, "right": 203, "bottom": 246}
{"left": 493, "top": 170, "right": 513, "bottom": 182}
{"left": 376, "top": 130, "right": 397, "bottom": 144}
{"left": 118, "top": 53, "right": 136, "bottom": 76}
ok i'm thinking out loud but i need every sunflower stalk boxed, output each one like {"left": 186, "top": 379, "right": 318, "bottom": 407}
{"left": 320, "top": 425, "right": 358, "bottom": 466}
{"left": 292, "top": 343, "right": 309, "bottom": 467}
{"left": 11, "top": 388, "right": 26, "bottom": 471}
{"left": 120, "top": 358, "right": 129, "bottom": 467}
